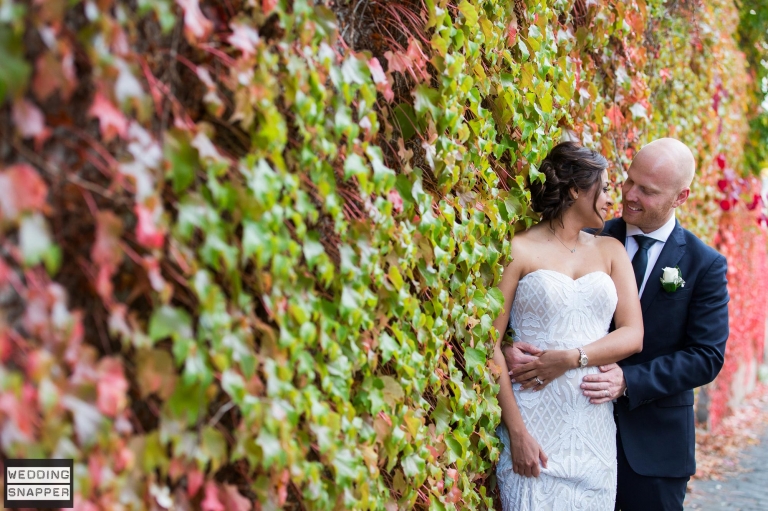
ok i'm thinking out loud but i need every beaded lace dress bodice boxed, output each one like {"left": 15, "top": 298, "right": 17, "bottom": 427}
{"left": 496, "top": 269, "right": 619, "bottom": 511}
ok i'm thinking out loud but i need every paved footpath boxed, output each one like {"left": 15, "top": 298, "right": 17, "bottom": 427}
{"left": 684, "top": 430, "right": 768, "bottom": 510}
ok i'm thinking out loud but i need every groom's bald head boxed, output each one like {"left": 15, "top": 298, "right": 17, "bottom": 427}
{"left": 632, "top": 138, "right": 696, "bottom": 193}
{"left": 621, "top": 138, "right": 695, "bottom": 233}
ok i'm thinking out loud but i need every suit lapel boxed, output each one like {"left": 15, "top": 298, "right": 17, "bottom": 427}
{"left": 640, "top": 220, "right": 687, "bottom": 313}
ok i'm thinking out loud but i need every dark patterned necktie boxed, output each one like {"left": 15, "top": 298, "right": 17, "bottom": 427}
{"left": 632, "top": 235, "right": 658, "bottom": 292}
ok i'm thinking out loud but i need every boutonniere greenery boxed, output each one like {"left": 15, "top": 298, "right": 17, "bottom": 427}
{"left": 660, "top": 266, "right": 685, "bottom": 292}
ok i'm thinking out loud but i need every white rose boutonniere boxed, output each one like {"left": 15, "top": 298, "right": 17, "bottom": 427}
{"left": 660, "top": 266, "right": 685, "bottom": 292}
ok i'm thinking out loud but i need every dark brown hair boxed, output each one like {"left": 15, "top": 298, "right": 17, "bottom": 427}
{"left": 528, "top": 141, "right": 609, "bottom": 229}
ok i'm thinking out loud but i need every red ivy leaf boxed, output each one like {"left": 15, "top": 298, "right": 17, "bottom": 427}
{"left": 0, "top": 329, "right": 11, "bottom": 364}
{"left": 73, "top": 496, "right": 100, "bottom": 511}
{"left": 32, "top": 48, "right": 77, "bottom": 101}
{"left": 201, "top": 482, "right": 225, "bottom": 511}
{"left": 88, "top": 92, "right": 128, "bottom": 142}
{"left": 385, "top": 40, "right": 429, "bottom": 83}
{"left": 134, "top": 204, "right": 165, "bottom": 249}
{"left": 262, "top": 0, "right": 278, "bottom": 15}
{"left": 388, "top": 189, "right": 403, "bottom": 214}
{"left": 89, "top": 454, "right": 103, "bottom": 488}
{"left": 0, "top": 163, "right": 48, "bottom": 223}
{"left": 405, "top": 39, "right": 429, "bottom": 81}
{"left": 187, "top": 467, "right": 204, "bottom": 498}
{"left": 0, "top": 389, "right": 35, "bottom": 438}
{"left": 446, "top": 485, "right": 462, "bottom": 503}
{"left": 221, "top": 484, "right": 252, "bottom": 511}
{"left": 96, "top": 357, "right": 128, "bottom": 417}
{"left": 716, "top": 153, "right": 727, "bottom": 170}
{"left": 228, "top": 22, "right": 260, "bottom": 57}
{"left": 92, "top": 211, "right": 124, "bottom": 301}
{"left": 368, "top": 57, "right": 394, "bottom": 102}
{"left": 176, "top": 0, "right": 213, "bottom": 43}
{"left": 606, "top": 104, "right": 624, "bottom": 129}
{"left": 12, "top": 99, "right": 45, "bottom": 139}
{"left": 92, "top": 211, "right": 124, "bottom": 270}
{"left": 507, "top": 23, "right": 518, "bottom": 47}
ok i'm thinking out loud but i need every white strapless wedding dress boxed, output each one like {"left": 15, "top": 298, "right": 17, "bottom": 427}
{"left": 496, "top": 269, "right": 618, "bottom": 511}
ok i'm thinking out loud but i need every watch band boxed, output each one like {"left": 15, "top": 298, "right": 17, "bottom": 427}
{"left": 577, "top": 347, "right": 588, "bottom": 368}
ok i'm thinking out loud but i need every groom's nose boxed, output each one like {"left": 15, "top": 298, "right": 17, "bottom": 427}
{"left": 622, "top": 183, "right": 636, "bottom": 202}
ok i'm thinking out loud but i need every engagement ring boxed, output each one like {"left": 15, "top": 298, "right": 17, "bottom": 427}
{"left": 535, "top": 377, "right": 544, "bottom": 386}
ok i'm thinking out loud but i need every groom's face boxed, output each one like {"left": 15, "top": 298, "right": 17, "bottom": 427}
{"left": 621, "top": 158, "right": 679, "bottom": 233}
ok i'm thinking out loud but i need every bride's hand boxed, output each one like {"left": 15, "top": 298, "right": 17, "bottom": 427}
{"left": 509, "top": 429, "right": 548, "bottom": 477}
{"left": 511, "top": 349, "right": 576, "bottom": 390}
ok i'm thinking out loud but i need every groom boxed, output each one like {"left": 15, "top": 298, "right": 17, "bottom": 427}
{"left": 504, "top": 138, "right": 730, "bottom": 511}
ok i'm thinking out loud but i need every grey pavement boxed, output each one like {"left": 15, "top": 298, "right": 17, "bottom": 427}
{"left": 684, "top": 430, "right": 768, "bottom": 510}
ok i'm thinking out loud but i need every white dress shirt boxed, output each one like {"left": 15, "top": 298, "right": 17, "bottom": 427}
{"left": 625, "top": 214, "right": 677, "bottom": 297}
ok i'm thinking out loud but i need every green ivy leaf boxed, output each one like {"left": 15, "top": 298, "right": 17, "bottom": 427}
{"left": 539, "top": 90, "right": 553, "bottom": 113}
{"left": 464, "top": 347, "right": 486, "bottom": 373}
{"left": 413, "top": 85, "right": 441, "bottom": 119}
{"left": 333, "top": 449, "right": 361, "bottom": 483}
{"left": 431, "top": 397, "right": 452, "bottom": 435}
{"left": 379, "top": 332, "right": 400, "bottom": 363}
{"left": 201, "top": 426, "right": 227, "bottom": 472}
{"left": 401, "top": 453, "right": 426, "bottom": 482}
{"left": 149, "top": 305, "right": 193, "bottom": 342}
{"left": 0, "top": 26, "right": 31, "bottom": 102}
{"left": 164, "top": 129, "right": 198, "bottom": 193}
{"left": 458, "top": 1, "right": 478, "bottom": 26}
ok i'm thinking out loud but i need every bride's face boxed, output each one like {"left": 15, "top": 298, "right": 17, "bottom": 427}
{"left": 593, "top": 170, "right": 613, "bottom": 220}
{"left": 573, "top": 169, "right": 612, "bottom": 226}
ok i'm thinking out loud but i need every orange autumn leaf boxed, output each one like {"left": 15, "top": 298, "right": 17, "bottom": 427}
{"left": 606, "top": 104, "right": 625, "bottom": 129}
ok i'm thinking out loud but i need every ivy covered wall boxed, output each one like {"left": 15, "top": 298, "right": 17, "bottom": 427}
{"left": 0, "top": 0, "right": 764, "bottom": 509}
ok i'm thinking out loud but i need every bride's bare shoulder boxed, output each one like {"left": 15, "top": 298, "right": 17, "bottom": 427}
{"left": 505, "top": 226, "right": 545, "bottom": 272}
{"left": 510, "top": 225, "right": 546, "bottom": 253}
{"left": 592, "top": 234, "right": 627, "bottom": 259}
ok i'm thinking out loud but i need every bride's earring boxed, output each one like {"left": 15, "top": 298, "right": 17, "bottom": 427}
{"left": 570, "top": 187, "right": 579, "bottom": 201}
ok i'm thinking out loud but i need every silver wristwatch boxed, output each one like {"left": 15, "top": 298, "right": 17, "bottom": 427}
{"left": 577, "top": 347, "right": 588, "bottom": 368}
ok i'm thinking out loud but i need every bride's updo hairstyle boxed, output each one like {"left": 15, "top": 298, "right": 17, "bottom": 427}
{"left": 528, "top": 141, "right": 609, "bottom": 230}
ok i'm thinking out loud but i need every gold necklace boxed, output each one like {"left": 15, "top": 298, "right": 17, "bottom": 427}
{"left": 549, "top": 227, "right": 577, "bottom": 253}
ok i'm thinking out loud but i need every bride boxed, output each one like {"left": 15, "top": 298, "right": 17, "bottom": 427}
{"left": 491, "top": 142, "right": 644, "bottom": 510}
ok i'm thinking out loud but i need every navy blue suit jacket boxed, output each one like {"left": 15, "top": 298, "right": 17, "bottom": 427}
{"left": 603, "top": 218, "right": 729, "bottom": 478}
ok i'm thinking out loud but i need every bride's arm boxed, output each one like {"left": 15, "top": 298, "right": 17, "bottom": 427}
{"left": 576, "top": 237, "right": 644, "bottom": 366}
{"left": 577, "top": 236, "right": 644, "bottom": 364}
{"left": 493, "top": 255, "right": 548, "bottom": 477}
{"left": 512, "top": 237, "right": 643, "bottom": 389}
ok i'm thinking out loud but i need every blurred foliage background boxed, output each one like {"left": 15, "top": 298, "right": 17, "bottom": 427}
{"left": 0, "top": 0, "right": 767, "bottom": 509}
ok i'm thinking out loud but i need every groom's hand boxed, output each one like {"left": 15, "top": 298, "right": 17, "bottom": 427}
{"left": 581, "top": 363, "right": 626, "bottom": 404}
{"left": 502, "top": 342, "right": 543, "bottom": 382}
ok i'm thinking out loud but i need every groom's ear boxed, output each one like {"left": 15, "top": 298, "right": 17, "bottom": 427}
{"left": 672, "top": 187, "right": 690, "bottom": 208}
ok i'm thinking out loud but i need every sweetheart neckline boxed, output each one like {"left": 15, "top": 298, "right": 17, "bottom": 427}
{"left": 519, "top": 269, "right": 611, "bottom": 283}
